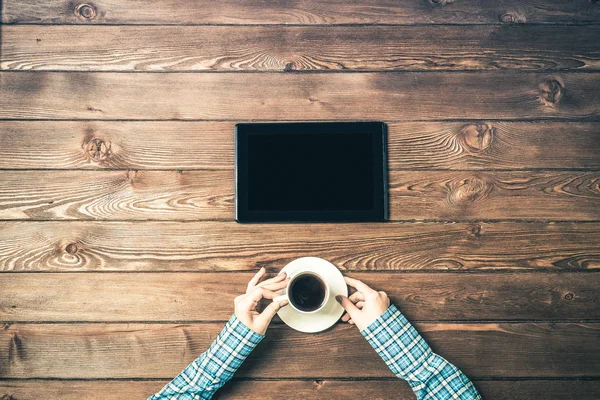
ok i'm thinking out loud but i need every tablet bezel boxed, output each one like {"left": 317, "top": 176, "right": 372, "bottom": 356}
{"left": 235, "top": 122, "right": 388, "bottom": 223}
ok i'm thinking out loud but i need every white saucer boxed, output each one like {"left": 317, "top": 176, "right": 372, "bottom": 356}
{"left": 276, "top": 257, "right": 347, "bottom": 333}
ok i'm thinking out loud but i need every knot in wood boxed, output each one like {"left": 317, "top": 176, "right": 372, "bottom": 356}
{"left": 499, "top": 13, "right": 516, "bottom": 23}
{"left": 66, "top": 243, "right": 79, "bottom": 254}
{"left": 127, "top": 170, "right": 138, "bottom": 184}
{"left": 470, "top": 224, "right": 482, "bottom": 237}
{"left": 448, "top": 177, "right": 493, "bottom": 205}
{"left": 85, "top": 138, "right": 111, "bottom": 161}
{"left": 564, "top": 292, "right": 574, "bottom": 301}
{"left": 457, "top": 123, "right": 494, "bottom": 153}
{"left": 75, "top": 3, "right": 97, "bottom": 19}
{"left": 284, "top": 62, "right": 296, "bottom": 72}
{"left": 430, "top": 0, "right": 454, "bottom": 5}
{"left": 313, "top": 380, "right": 324, "bottom": 387}
{"left": 539, "top": 77, "right": 564, "bottom": 106}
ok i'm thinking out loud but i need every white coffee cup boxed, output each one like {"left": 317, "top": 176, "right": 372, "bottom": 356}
{"left": 274, "top": 270, "right": 330, "bottom": 314}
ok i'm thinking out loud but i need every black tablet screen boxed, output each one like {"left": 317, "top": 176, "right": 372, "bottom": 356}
{"left": 247, "top": 132, "right": 374, "bottom": 211}
{"left": 235, "top": 122, "right": 387, "bottom": 222}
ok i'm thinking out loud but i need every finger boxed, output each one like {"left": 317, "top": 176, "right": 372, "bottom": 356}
{"left": 258, "top": 278, "right": 289, "bottom": 292}
{"left": 355, "top": 301, "right": 365, "bottom": 309}
{"left": 256, "top": 298, "right": 288, "bottom": 327}
{"left": 247, "top": 267, "right": 266, "bottom": 293}
{"left": 349, "top": 320, "right": 355, "bottom": 325}
{"left": 344, "top": 277, "right": 376, "bottom": 294}
{"left": 341, "top": 313, "right": 351, "bottom": 322}
{"left": 335, "top": 295, "right": 360, "bottom": 319}
{"left": 348, "top": 291, "right": 365, "bottom": 303}
{"left": 248, "top": 286, "right": 279, "bottom": 303}
{"left": 256, "top": 272, "right": 287, "bottom": 288}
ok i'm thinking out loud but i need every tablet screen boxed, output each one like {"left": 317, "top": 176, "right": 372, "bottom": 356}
{"left": 235, "top": 122, "right": 387, "bottom": 222}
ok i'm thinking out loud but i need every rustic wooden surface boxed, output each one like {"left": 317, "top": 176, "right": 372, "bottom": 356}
{"left": 3, "top": 272, "right": 598, "bottom": 321}
{"left": 3, "top": 0, "right": 600, "bottom": 25}
{"left": 1, "top": 0, "right": 599, "bottom": 399}
{"left": 2, "top": 72, "right": 600, "bottom": 120}
{"left": 1, "top": 222, "right": 598, "bottom": 271}
{"left": 0, "top": 121, "right": 600, "bottom": 170}
{"left": 1, "top": 170, "right": 599, "bottom": 220}
{"left": 3, "top": 380, "right": 600, "bottom": 400}
{"left": 2, "top": 380, "right": 600, "bottom": 400}
{"left": 2, "top": 323, "right": 599, "bottom": 378}
{"left": 3, "top": 26, "right": 600, "bottom": 72}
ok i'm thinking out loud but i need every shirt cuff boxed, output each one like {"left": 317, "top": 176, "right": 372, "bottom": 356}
{"left": 146, "top": 315, "right": 264, "bottom": 399}
{"left": 196, "top": 314, "right": 264, "bottom": 385}
{"left": 220, "top": 314, "right": 265, "bottom": 357}
{"left": 359, "top": 304, "right": 433, "bottom": 378}
{"left": 359, "top": 304, "right": 402, "bottom": 338}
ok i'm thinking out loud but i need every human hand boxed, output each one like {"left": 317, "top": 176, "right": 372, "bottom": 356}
{"left": 336, "top": 276, "right": 390, "bottom": 331}
{"left": 234, "top": 267, "right": 290, "bottom": 335}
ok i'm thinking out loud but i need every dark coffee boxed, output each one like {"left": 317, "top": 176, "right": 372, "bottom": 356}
{"left": 289, "top": 273, "right": 326, "bottom": 312}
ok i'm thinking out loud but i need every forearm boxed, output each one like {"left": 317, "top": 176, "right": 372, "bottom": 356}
{"left": 148, "top": 315, "right": 263, "bottom": 400}
{"left": 361, "top": 305, "right": 481, "bottom": 400}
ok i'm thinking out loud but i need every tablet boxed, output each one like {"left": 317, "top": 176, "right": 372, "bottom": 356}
{"left": 235, "top": 122, "right": 388, "bottom": 223}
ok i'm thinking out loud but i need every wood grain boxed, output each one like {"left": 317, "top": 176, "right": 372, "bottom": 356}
{"left": 0, "top": 170, "right": 233, "bottom": 220}
{"left": 1, "top": 72, "right": 599, "bottom": 120}
{"left": 2, "top": 379, "right": 600, "bottom": 400}
{"left": 1, "top": 322, "right": 598, "bottom": 378}
{"left": 0, "top": 221, "right": 598, "bottom": 271}
{"left": 3, "top": 26, "right": 600, "bottom": 72}
{"left": 2, "top": 272, "right": 597, "bottom": 322}
{"left": 1, "top": 121, "right": 599, "bottom": 170}
{"left": 3, "top": 0, "right": 600, "bottom": 25}
{"left": 1, "top": 0, "right": 598, "bottom": 393}
{"left": 389, "top": 171, "right": 600, "bottom": 221}
{"left": 0, "top": 170, "right": 597, "bottom": 221}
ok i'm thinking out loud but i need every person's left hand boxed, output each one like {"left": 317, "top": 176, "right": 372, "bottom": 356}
{"left": 234, "top": 267, "right": 290, "bottom": 335}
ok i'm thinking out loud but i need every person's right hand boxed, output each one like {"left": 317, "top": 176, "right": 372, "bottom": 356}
{"left": 336, "top": 276, "right": 390, "bottom": 331}
{"left": 234, "top": 267, "right": 289, "bottom": 335}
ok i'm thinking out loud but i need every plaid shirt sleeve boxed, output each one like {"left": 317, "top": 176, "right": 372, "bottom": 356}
{"left": 148, "top": 314, "right": 263, "bottom": 400}
{"left": 361, "top": 305, "right": 482, "bottom": 400}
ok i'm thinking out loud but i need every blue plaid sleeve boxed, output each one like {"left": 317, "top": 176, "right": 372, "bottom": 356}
{"left": 361, "top": 305, "right": 481, "bottom": 400}
{"left": 148, "top": 314, "right": 264, "bottom": 400}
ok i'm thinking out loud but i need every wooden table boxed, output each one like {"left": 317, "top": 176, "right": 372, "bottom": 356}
{"left": 1, "top": 1, "right": 599, "bottom": 398}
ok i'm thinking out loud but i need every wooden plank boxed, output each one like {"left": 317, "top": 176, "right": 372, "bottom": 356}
{"left": 0, "top": 221, "right": 598, "bottom": 271}
{"left": 1, "top": 121, "right": 599, "bottom": 170}
{"left": 1, "top": 72, "right": 598, "bottom": 120}
{"left": 2, "top": 272, "right": 598, "bottom": 322}
{"left": 3, "top": 0, "right": 600, "bottom": 25}
{"left": 0, "top": 170, "right": 597, "bottom": 221}
{"left": 2, "top": 379, "right": 600, "bottom": 400}
{"left": 3, "top": 25, "right": 600, "bottom": 72}
{"left": 388, "top": 171, "right": 600, "bottom": 221}
{"left": 0, "top": 170, "right": 233, "bottom": 221}
{"left": 1, "top": 322, "right": 598, "bottom": 378}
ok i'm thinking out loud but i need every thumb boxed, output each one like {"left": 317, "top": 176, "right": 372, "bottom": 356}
{"left": 256, "top": 299, "right": 288, "bottom": 327}
{"left": 336, "top": 295, "right": 360, "bottom": 318}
